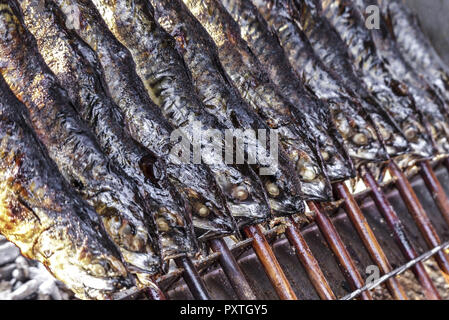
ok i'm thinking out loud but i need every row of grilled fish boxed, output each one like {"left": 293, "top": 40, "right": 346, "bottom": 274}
{"left": 0, "top": 0, "right": 448, "bottom": 299}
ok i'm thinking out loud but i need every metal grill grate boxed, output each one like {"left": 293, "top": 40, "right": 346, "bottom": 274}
{"left": 132, "top": 161, "right": 449, "bottom": 300}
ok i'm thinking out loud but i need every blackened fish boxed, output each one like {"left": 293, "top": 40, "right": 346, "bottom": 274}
{"left": 0, "top": 2, "right": 160, "bottom": 281}
{"left": 352, "top": 0, "right": 449, "bottom": 156}
{"left": 51, "top": 0, "right": 238, "bottom": 239}
{"left": 319, "top": 0, "right": 434, "bottom": 165}
{"left": 379, "top": 0, "right": 449, "bottom": 105}
{"left": 164, "top": 0, "right": 332, "bottom": 204}
{"left": 151, "top": 1, "right": 325, "bottom": 211}
{"left": 18, "top": 0, "right": 197, "bottom": 261}
{"left": 291, "top": 0, "right": 409, "bottom": 159}
{"left": 0, "top": 76, "right": 133, "bottom": 300}
{"left": 84, "top": 0, "right": 301, "bottom": 220}
{"left": 224, "top": 0, "right": 389, "bottom": 172}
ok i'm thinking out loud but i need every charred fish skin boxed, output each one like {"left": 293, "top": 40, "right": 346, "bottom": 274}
{"left": 150, "top": 0, "right": 316, "bottom": 213}
{"left": 292, "top": 0, "right": 409, "bottom": 159}
{"left": 352, "top": 0, "right": 449, "bottom": 156}
{"left": 178, "top": 0, "right": 333, "bottom": 205}
{"left": 50, "top": 0, "right": 238, "bottom": 240}
{"left": 379, "top": 0, "right": 449, "bottom": 105}
{"left": 318, "top": 0, "right": 434, "bottom": 162}
{"left": 0, "top": 2, "right": 162, "bottom": 276}
{"left": 227, "top": 0, "right": 387, "bottom": 170}
{"left": 18, "top": 0, "right": 198, "bottom": 261}
{"left": 165, "top": 0, "right": 332, "bottom": 203}
{"left": 0, "top": 76, "right": 134, "bottom": 300}
{"left": 82, "top": 0, "right": 291, "bottom": 223}
{"left": 220, "top": 0, "right": 355, "bottom": 183}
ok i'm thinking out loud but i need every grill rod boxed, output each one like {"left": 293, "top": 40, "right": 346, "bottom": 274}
{"left": 243, "top": 225, "right": 298, "bottom": 300}
{"left": 285, "top": 217, "right": 336, "bottom": 300}
{"left": 334, "top": 181, "right": 409, "bottom": 300}
{"left": 420, "top": 160, "right": 449, "bottom": 227}
{"left": 362, "top": 167, "right": 441, "bottom": 300}
{"left": 164, "top": 161, "right": 449, "bottom": 300}
{"left": 308, "top": 201, "right": 373, "bottom": 300}
{"left": 175, "top": 256, "right": 211, "bottom": 300}
{"left": 388, "top": 161, "right": 449, "bottom": 283}
{"left": 209, "top": 238, "right": 257, "bottom": 300}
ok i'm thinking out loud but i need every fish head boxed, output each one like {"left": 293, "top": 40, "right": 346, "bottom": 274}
{"left": 215, "top": 164, "right": 272, "bottom": 228}
{"left": 34, "top": 225, "right": 134, "bottom": 300}
{"left": 99, "top": 203, "right": 161, "bottom": 274}
{"left": 173, "top": 164, "right": 238, "bottom": 240}
{"left": 256, "top": 152, "right": 306, "bottom": 217}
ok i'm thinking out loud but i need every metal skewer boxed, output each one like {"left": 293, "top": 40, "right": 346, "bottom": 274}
{"left": 209, "top": 238, "right": 257, "bottom": 300}
{"left": 243, "top": 225, "right": 298, "bottom": 300}
{"left": 334, "top": 181, "right": 409, "bottom": 300}
{"left": 308, "top": 201, "right": 373, "bottom": 300}
{"left": 285, "top": 216, "right": 336, "bottom": 300}
{"left": 419, "top": 160, "right": 449, "bottom": 226}
{"left": 174, "top": 256, "right": 211, "bottom": 300}
{"left": 388, "top": 161, "right": 449, "bottom": 283}
{"left": 362, "top": 167, "right": 441, "bottom": 299}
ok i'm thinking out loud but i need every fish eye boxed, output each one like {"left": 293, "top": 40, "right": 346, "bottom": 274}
{"left": 156, "top": 217, "right": 171, "bottom": 232}
{"left": 352, "top": 132, "right": 368, "bottom": 145}
{"left": 194, "top": 202, "right": 210, "bottom": 218}
{"left": 297, "top": 160, "right": 317, "bottom": 182}
{"left": 231, "top": 185, "right": 249, "bottom": 201}
{"left": 404, "top": 126, "right": 417, "bottom": 140}
{"left": 265, "top": 182, "right": 280, "bottom": 197}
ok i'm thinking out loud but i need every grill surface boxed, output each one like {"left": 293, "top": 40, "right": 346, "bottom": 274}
{"left": 153, "top": 164, "right": 449, "bottom": 300}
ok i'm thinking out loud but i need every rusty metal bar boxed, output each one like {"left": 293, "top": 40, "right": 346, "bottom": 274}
{"left": 243, "top": 225, "right": 298, "bottom": 300}
{"left": 420, "top": 160, "right": 449, "bottom": 226}
{"left": 362, "top": 167, "right": 441, "bottom": 300}
{"left": 334, "top": 182, "right": 409, "bottom": 300}
{"left": 174, "top": 256, "right": 211, "bottom": 300}
{"left": 146, "top": 283, "right": 167, "bottom": 300}
{"left": 388, "top": 161, "right": 449, "bottom": 283}
{"left": 209, "top": 238, "right": 257, "bottom": 300}
{"left": 308, "top": 201, "right": 373, "bottom": 300}
{"left": 285, "top": 217, "right": 336, "bottom": 300}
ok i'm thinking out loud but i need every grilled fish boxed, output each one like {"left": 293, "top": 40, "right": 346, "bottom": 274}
{"left": 83, "top": 0, "right": 302, "bottom": 220}
{"left": 18, "top": 0, "right": 197, "bottom": 261}
{"left": 0, "top": 2, "right": 161, "bottom": 279}
{"left": 319, "top": 0, "right": 434, "bottom": 164}
{"left": 225, "top": 0, "right": 389, "bottom": 172}
{"left": 50, "top": 0, "right": 238, "bottom": 239}
{"left": 378, "top": 0, "right": 449, "bottom": 105}
{"left": 162, "top": 0, "right": 333, "bottom": 204}
{"left": 291, "top": 0, "right": 409, "bottom": 159}
{"left": 0, "top": 75, "right": 133, "bottom": 300}
{"left": 150, "top": 1, "right": 324, "bottom": 210}
{"left": 352, "top": 0, "right": 449, "bottom": 156}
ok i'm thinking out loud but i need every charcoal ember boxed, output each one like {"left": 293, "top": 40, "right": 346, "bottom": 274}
{"left": 0, "top": 264, "right": 16, "bottom": 281}
{"left": 9, "top": 279, "right": 39, "bottom": 300}
{"left": 0, "top": 242, "right": 20, "bottom": 266}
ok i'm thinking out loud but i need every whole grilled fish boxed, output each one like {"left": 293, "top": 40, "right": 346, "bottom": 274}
{"left": 82, "top": 0, "right": 303, "bottom": 220}
{"left": 224, "top": 0, "right": 390, "bottom": 172}
{"left": 290, "top": 0, "right": 409, "bottom": 159}
{"left": 378, "top": 0, "right": 449, "bottom": 105}
{"left": 151, "top": 1, "right": 328, "bottom": 208}
{"left": 50, "top": 0, "right": 238, "bottom": 239}
{"left": 352, "top": 0, "right": 449, "bottom": 156}
{"left": 18, "top": 0, "right": 197, "bottom": 261}
{"left": 0, "top": 76, "right": 133, "bottom": 300}
{"left": 0, "top": 2, "right": 161, "bottom": 280}
{"left": 204, "top": 0, "right": 355, "bottom": 183}
{"left": 318, "top": 0, "right": 434, "bottom": 164}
